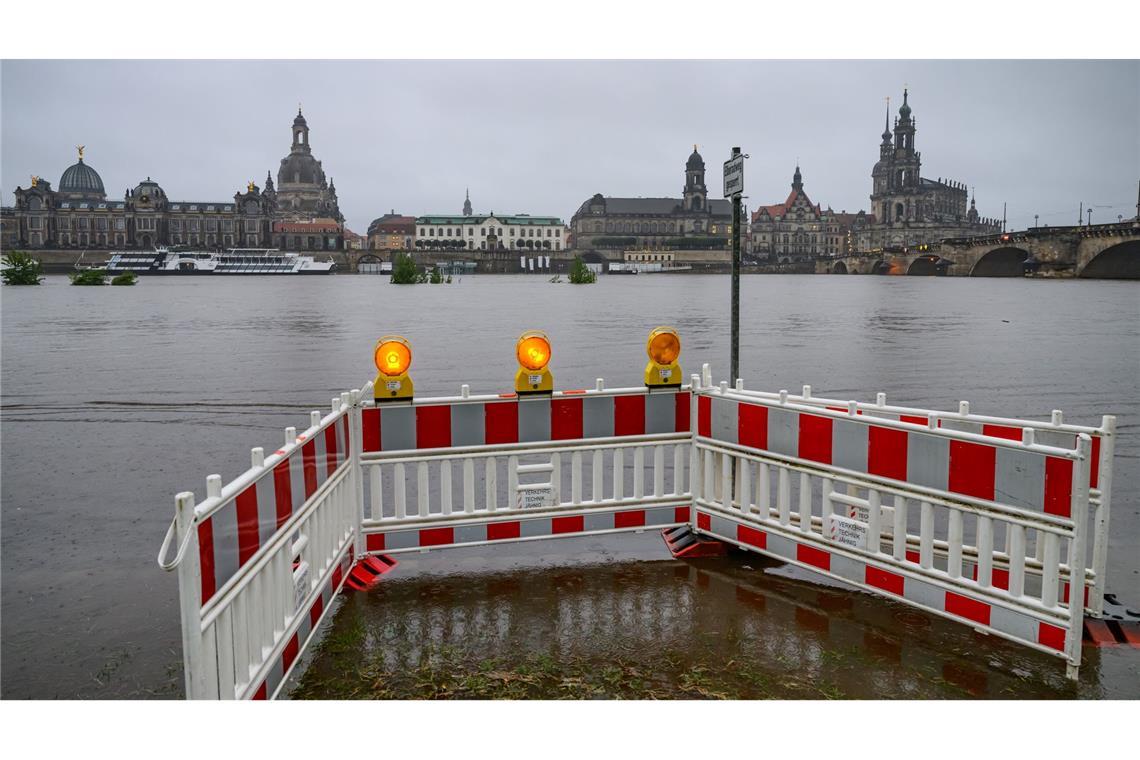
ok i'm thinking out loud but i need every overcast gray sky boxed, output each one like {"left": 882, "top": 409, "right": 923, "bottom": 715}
{"left": 2, "top": 60, "right": 1137, "bottom": 233}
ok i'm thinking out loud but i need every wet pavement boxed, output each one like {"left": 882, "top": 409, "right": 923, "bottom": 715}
{"left": 292, "top": 534, "right": 1140, "bottom": 699}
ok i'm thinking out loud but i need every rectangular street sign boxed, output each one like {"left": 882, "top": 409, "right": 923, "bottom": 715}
{"left": 723, "top": 156, "right": 744, "bottom": 197}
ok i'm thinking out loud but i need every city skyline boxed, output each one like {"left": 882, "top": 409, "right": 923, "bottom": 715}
{"left": 2, "top": 60, "right": 1137, "bottom": 235}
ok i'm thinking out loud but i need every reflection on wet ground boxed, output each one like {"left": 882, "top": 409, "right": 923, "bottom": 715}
{"left": 293, "top": 536, "right": 1139, "bottom": 699}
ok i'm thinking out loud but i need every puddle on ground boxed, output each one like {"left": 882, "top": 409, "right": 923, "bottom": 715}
{"left": 292, "top": 536, "right": 1139, "bottom": 700}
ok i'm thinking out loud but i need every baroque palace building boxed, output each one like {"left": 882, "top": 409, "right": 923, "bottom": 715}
{"left": 571, "top": 146, "right": 732, "bottom": 250}
{"left": 854, "top": 89, "right": 1001, "bottom": 251}
{"left": 750, "top": 165, "right": 857, "bottom": 264}
{"left": 4, "top": 108, "right": 345, "bottom": 252}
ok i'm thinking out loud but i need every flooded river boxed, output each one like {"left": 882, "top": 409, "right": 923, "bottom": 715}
{"left": 2, "top": 273, "right": 1137, "bottom": 698}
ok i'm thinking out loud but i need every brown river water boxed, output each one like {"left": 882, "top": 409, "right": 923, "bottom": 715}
{"left": 1, "top": 273, "right": 1137, "bottom": 698}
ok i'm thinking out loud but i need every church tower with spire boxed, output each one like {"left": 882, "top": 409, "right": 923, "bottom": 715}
{"left": 463, "top": 188, "right": 472, "bottom": 216}
{"left": 857, "top": 88, "right": 1000, "bottom": 251}
{"left": 683, "top": 145, "right": 707, "bottom": 212}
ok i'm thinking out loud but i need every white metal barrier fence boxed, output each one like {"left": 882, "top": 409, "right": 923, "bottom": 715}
{"left": 715, "top": 371, "right": 1116, "bottom": 617}
{"left": 158, "top": 391, "right": 363, "bottom": 699}
{"left": 689, "top": 371, "right": 1094, "bottom": 678}
{"left": 356, "top": 383, "right": 693, "bottom": 553}
{"left": 159, "top": 371, "right": 1116, "bottom": 696}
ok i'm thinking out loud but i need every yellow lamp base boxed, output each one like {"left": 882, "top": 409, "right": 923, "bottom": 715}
{"left": 644, "top": 360, "right": 682, "bottom": 388}
{"left": 373, "top": 373, "right": 414, "bottom": 402}
{"left": 515, "top": 367, "right": 554, "bottom": 395}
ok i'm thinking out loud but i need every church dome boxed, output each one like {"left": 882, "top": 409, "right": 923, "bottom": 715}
{"left": 293, "top": 108, "right": 307, "bottom": 127}
{"left": 133, "top": 178, "right": 165, "bottom": 199}
{"left": 898, "top": 88, "right": 912, "bottom": 120}
{"left": 59, "top": 157, "right": 105, "bottom": 198}
{"left": 279, "top": 153, "right": 324, "bottom": 185}
{"left": 686, "top": 146, "right": 704, "bottom": 170}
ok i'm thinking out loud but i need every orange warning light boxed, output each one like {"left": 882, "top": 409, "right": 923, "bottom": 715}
{"left": 516, "top": 331, "right": 552, "bottom": 372}
{"left": 374, "top": 336, "right": 412, "bottom": 377}
{"left": 644, "top": 326, "right": 682, "bottom": 388}
{"left": 647, "top": 327, "right": 681, "bottom": 365}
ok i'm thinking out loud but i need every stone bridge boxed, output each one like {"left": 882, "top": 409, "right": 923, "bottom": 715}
{"left": 819, "top": 222, "right": 1140, "bottom": 278}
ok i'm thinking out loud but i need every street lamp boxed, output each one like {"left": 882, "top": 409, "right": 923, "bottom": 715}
{"left": 1087, "top": 208, "right": 1093, "bottom": 227}
{"left": 1034, "top": 214, "right": 1039, "bottom": 228}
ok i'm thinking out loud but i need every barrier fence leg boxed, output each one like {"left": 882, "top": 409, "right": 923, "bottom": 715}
{"left": 174, "top": 491, "right": 208, "bottom": 699}
{"left": 688, "top": 376, "right": 701, "bottom": 527}
{"left": 1088, "top": 415, "right": 1116, "bottom": 617}
{"left": 350, "top": 390, "right": 366, "bottom": 559}
{"left": 1066, "top": 435, "right": 1093, "bottom": 681}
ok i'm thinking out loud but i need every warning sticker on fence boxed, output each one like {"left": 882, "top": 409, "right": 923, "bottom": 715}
{"left": 293, "top": 563, "right": 310, "bottom": 610}
{"left": 828, "top": 514, "right": 868, "bottom": 550}
{"left": 848, "top": 502, "right": 894, "bottom": 524}
{"left": 516, "top": 486, "right": 553, "bottom": 510}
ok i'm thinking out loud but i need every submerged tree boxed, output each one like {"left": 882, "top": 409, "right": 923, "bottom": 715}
{"left": 568, "top": 256, "right": 596, "bottom": 284}
{"left": 1, "top": 251, "right": 45, "bottom": 285}
{"left": 390, "top": 253, "right": 418, "bottom": 284}
{"left": 69, "top": 268, "right": 108, "bottom": 286}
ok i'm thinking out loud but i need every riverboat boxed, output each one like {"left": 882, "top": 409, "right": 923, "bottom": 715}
{"left": 105, "top": 247, "right": 336, "bottom": 275}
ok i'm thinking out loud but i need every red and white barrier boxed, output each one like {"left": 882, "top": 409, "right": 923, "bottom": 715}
{"left": 697, "top": 393, "right": 1078, "bottom": 519}
{"left": 362, "top": 387, "right": 690, "bottom": 452}
{"left": 159, "top": 368, "right": 1116, "bottom": 697}
{"left": 690, "top": 377, "right": 1094, "bottom": 678}
{"left": 159, "top": 392, "right": 363, "bottom": 699}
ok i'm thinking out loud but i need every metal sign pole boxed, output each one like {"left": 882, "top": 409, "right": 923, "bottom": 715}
{"left": 727, "top": 147, "right": 743, "bottom": 385}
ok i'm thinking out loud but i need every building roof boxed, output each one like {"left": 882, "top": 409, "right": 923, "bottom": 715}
{"left": 416, "top": 214, "right": 564, "bottom": 225}
{"left": 368, "top": 213, "right": 416, "bottom": 235}
{"left": 59, "top": 158, "right": 105, "bottom": 198}
{"left": 577, "top": 196, "right": 731, "bottom": 217}
{"left": 751, "top": 189, "right": 820, "bottom": 222}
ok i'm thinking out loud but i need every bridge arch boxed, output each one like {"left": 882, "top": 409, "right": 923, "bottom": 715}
{"left": 907, "top": 255, "right": 941, "bottom": 276}
{"left": 970, "top": 246, "right": 1030, "bottom": 277}
{"left": 831, "top": 261, "right": 848, "bottom": 274}
{"left": 870, "top": 259, "right": 890, "bottom": 275}
{"left": 1079, "top": 240, "right": 1140, "bottom": 279}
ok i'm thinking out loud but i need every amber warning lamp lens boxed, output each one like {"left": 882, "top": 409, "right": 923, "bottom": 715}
{"left": 514, "top": 330, "right": 554, "bottom": 394}
{"left": 644, "top": 326, "right": 682, "bottom": 388}
{"left": 373, "top": 335, "right": 414, "bottom": 402}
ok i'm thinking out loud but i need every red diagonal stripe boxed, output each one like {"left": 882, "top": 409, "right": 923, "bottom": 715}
{"left": 273, "top": 459, "right": 293, "bottom": 529}
{"left": 945, "top": 591, "right": 991, "bottom": 625}
{"left": 235, "top": 486, "right": 260, "bottom": 565}
{"left": 198, "top": 517, "right": 216, "bottom": 604}
{"left": 416, "top": 404, "right": 452, "bottom": 449}
{"left": 362, "top": 407, "right": 381, "bottom": 452}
